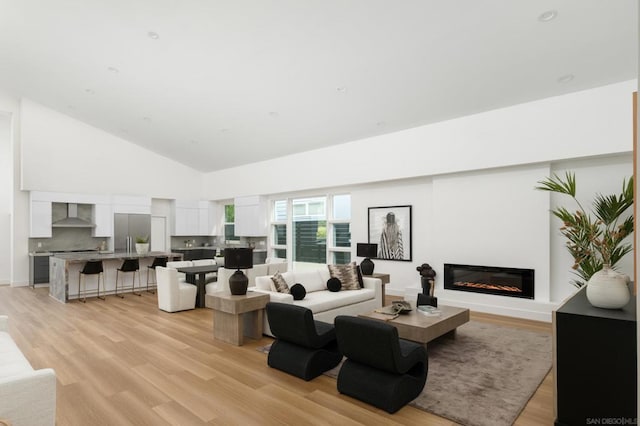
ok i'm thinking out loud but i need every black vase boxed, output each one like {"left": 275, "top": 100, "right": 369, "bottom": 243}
{"left": 229, "top": 270, "right": 248, "bottom": 295}
{"left": 360, "top": 258, "right": 375, "bottom": 275}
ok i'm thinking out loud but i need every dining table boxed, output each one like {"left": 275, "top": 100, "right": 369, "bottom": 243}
{"left": 176, "top": 264, "right": 220, "bottom": 308}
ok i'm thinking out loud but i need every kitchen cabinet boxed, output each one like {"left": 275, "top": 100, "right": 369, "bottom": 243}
{"left": 172, "top": 200, "right": 217, "bottom": 236}
{"left": 198, "top": 201, "right": 213, "bottom": 235}
{"left": 29, "top": 255, "right": 50, "bottom": 286}
{"left": 30, "top": 200, "right": 52, "bottom": 238}
{"left": 92, "top": 204, "right": 112, "bottom": 237}
{"left": 172, "top": 248, "right": 217, "bottom": 261}
{"left": 234, "top": 196, "right": 267, "bottom": 236}
{"left": 553, "top": 286, "right": 636, "bottom": 425}
{"left": 112, "top": 195, "right": 151, "bottom": 214}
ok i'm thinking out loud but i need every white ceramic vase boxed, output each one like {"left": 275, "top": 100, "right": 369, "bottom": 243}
{"left": 586, "top": 265, "right": 630, "bottom": 309}
{"left": 135, "top": 243, "right": 149, "bottom": 255}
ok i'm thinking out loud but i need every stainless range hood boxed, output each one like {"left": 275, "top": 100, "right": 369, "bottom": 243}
{"left": 52, "top": 203, "right": 95, "bottom": 228}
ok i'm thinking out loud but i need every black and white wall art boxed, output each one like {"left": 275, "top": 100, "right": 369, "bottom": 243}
{"left": 368, "top": 205, "right": 412, "bottom": 261}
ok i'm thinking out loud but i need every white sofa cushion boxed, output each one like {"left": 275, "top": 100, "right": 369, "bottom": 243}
{"left": 280, "top": 271, "right": 295, "bottom": 286}
{"left": 293, "top": 288, "right": 375, "bottom": 314}
{"left": 319, "top": 267, "right": 330, "bottom": 283}
{"left": 0, "top": 331, "right": 33, "bottom": 378}
{"left": 267, "top": 261, "right": 288, "bottom": 275}
{"left": 293, "top": 270, "right": 325, "bottom": 293}
{"left": 255, "top": 276, "right": 273, "bottom": 291}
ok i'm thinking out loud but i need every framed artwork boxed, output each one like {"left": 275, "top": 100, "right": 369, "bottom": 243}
{"left": 368, "top": 205, "right": 412, "bottom": 261}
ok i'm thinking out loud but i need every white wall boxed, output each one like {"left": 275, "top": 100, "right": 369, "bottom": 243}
{"left": 20, "top": 99, "right": 202, "bottom": 199}
{"left": 0, "top": 90, "right": 29, "bottom": 286}
{"left": 431, "top": 165, "right": 551, "bottom": 300}
{"left": 350, "top": 177, "right": 433, "bottom": 293}
{"left": 0, "top": 113, "right": 11, "bottom": 284}
{"left": 212, "top": 81, "right": 636, "bottom": 321}
{"left": 203, "top": 80, "right": 636, "bottom": 200}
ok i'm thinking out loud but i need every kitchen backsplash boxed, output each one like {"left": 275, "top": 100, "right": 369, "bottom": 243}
{"left": 29, "top": 228, "right": 107, "bottom": 252}
{"left": 169, "top": 236, "right": 266, "bottom": 249}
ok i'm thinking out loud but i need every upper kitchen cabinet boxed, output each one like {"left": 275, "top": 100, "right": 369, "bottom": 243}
{"left": 234, "top": 195, "right": 267, "bottom": 236}
{"left": 92, "top": 204, "right": 112, "bottom": 237}
{"left": 111, "top": 195, "right": 151, "bottom": 214}
{"left": 30, "top": 199, "right": 52, "bottom": 238}
{"left": 172, "top": 200, "right": 218, "bottom": 236}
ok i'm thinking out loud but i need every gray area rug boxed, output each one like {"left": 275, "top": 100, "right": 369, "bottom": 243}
{"left": 259, "top": 321, "right": 551, "bottom": 426}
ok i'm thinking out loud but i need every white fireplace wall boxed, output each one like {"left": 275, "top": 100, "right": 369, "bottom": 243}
{"left": 346, "top": 153, "right": 632, "bottom": 322}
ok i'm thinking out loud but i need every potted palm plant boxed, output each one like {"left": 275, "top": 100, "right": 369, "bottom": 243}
{"left": 135, "top": 236, "right": 150, "bottom": 254}
{"left": 536, "top": 172, "right": 633, "bottom": 308}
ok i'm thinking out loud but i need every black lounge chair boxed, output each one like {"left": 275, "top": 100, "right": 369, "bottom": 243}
{"left": 334, "top": 315, "right": 428, "bottom": 413}
{"left": 265, "top": 302, "right": 342, "bottom": 381}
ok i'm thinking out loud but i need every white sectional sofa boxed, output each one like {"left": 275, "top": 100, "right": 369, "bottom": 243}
{"left": 251, "top": 266, "right": 382, "bottom": 336}
{"left": 0, "top": 316, "right": 56, "bottom": 426}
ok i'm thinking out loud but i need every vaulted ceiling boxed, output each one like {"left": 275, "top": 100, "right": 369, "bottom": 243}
{"left": 0, "top": 0, "right": 636, "bottom": 172}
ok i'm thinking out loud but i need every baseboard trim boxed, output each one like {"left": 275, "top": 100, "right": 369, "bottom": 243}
{"left": 397, "top": 285, "right": 558, "bottom": 323}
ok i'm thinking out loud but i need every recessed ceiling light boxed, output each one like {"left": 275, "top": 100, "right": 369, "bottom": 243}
{"left": 84, "top": 88, "right": 94, "bottom": 94}
{"left": 147, "top": 31, "right": 160, "bottom": 40}
{"left": 336, "top": 87, "right": 348, "bottom": 93}
{"left": 538, "top": 10, "right": 557, "bottom": 22}
{"left": 107, "top": 66, "right": 119, "bottom": 73}
{"left": 557, "top": 74, "right": 574, "bottom": 83}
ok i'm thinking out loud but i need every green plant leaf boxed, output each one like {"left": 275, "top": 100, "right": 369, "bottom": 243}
{"left": 535, "top": 172, "right": 577, "bottom": 196}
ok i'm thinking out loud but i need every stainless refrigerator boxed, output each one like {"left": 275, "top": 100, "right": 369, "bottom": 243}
{"left": 114, "top": 213, "right": 152, "bottom": 252}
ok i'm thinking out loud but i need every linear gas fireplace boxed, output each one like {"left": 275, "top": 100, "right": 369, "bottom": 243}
{"left": 444, "top": 263, "right": 535, "bottom": 299}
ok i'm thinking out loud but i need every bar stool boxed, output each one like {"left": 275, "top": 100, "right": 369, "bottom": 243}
{"left": 78, "top": 260, "right": 105, "bottom": 302}
{"left": 115, "top": 258, "right": 140, "bottom": 298}
{"left": 146, "top": 256, "right": 168, "bottom": 294}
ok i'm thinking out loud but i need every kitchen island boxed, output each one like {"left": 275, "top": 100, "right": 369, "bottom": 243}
{"left": 50, "top": 251, "right": 182, "bottom": 302}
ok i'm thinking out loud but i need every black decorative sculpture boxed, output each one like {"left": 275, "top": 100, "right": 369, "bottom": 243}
{"left": 416, "top": 264, "right": 437, "bottom": 307}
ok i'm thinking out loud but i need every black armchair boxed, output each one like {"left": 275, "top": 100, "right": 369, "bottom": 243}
{"left": 265, "top": 302, "right": 342, "bottom": 381}
{"left": 334, "top": 315, "right": 428, "bottom": 413}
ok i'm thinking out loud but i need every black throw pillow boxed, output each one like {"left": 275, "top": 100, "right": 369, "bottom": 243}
{"left": 290, "top": 283, "right": 306, "bottom": 300}
{"left": 327, "top": 277, "right": 342, "bottom": 292}
{"left": 356, "top": 265, "right": 365, "bottom": 288}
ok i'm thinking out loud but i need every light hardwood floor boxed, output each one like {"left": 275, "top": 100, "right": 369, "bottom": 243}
{"left": 0, "top": 286, "right": 553, "bottom": 425}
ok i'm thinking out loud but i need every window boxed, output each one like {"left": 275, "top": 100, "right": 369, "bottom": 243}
{"left": 271, "top": 200, "right": 287, "bottom": 260}
{"left": 328, "top": 194, "right": 351, "bottom": 264}
{"left": 269, "top": 194, "right": 351, "bottom": 268}
{"left": 224, "top": 204, "right": 239, "bottom": 241}
{"left": 292, "top": 197, "right": 327, "bottom": 267}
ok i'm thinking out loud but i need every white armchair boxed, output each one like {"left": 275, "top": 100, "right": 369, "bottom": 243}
{"left": 0, "top": 316, "right": 57, "bottom": 426}
{"left": 166, "top": 260, "right": 193, "bottom": 282}
{"left": 156, "top": 267, "right": 197, "bottom": 312}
